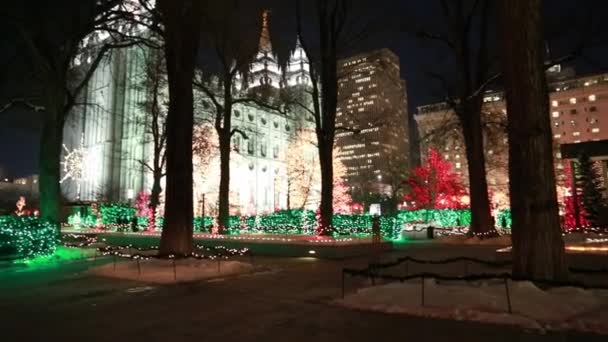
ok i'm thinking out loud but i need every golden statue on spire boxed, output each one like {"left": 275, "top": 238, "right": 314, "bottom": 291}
{"left": 258, "top": 10, "right": 272, "bottom": 53}
{"left": 262, "top": 9, "right": 269, "bottom": 28}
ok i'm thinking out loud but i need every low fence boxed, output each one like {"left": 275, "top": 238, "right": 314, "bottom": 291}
{"left": 62, "top": 234, "right": 254, "bottom": 280}
{"left": 341, "top": 256, "right": 608, "bottom": 314}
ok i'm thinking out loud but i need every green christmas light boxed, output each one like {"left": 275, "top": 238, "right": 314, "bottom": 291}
{"left": 100, "top": 203, "right": 136, "bottom": 225}
{"left": 0, "top": 216, "right": 58, "bottom": 260}
{"left": 496, "top": 209, "right": 512, "bottom": 228}
{"left": 395, "top": 209, "right": 472, "bottom": 227}
{"left": 64, "top": 202, "right": 512, "bottom": 240}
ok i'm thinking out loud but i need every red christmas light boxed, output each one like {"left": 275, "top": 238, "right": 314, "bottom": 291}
{"left": 404, "top": 148, "right": 467, "bottom": 210}
{"left": 562, "top": 161, "right": 588, "bottom": 230}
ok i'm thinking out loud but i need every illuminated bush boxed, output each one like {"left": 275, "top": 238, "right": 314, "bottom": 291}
{"left": 193, "top": 216, "right": 214, "bottom": 230}
{"left": 497, "top": 209, "right": 512, "bottom": 228}
{"left": 100, "top": 203, "right": 136, "bottom": 225}
{"left": 64, "top": 204, "right": 512, "bottom": 239}
{"left": 395, "top": 209, "right": 472, "bottom": 227}
{"left": 0, "top": 216, "right": 58, "bottom": 260}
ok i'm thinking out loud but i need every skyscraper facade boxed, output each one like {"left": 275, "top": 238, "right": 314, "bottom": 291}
{"left": 335, "top": 49, "right": 409, "bottom": 198}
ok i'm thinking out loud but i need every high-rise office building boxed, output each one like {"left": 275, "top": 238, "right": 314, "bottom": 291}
{"left": 415, "top": 69, "right": 608, "bottom": 209}
{"left": 335, "top": 49, "right": 409, "bottom": 197}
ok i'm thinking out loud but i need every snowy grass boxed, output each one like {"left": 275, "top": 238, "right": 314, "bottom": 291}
{"left": 91, "top": 258, "right": 257, "bottom": 284}
{"left": 337, "top": 279, "right": 608, "bottom": 334}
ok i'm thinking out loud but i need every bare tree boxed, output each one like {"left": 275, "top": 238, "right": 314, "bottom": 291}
{"left": 409, "top": 0, "right": 498, "bottom": 237}
{"left": 1, "top": 0, "right": 157, "bottom": 226}
{"left": 134, "top": 46, "right": 167, "bottom": 220}
{"left": 294, "top": 0, "right": 352, "bottom": 235}
{"left": 500, "top": 0, "right": 567, "bottom": 281}
{"left": 156, "top": 0, "right": 203, "bottom": 255}
{"left": 193, "top": 2, "right": 285, "bottom": 231}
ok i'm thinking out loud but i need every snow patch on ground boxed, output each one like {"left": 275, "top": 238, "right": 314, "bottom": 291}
{"left": 91, "top": 258, "right": 256, "bottom": 284}
{"left": 436, "top": 235, "right": 512, "bottom": 246}
{"left": 437, "top": 232, "right": 608, "bottom": 249}
{"left": 336, "top": 279, "right": 608, "bottom": 334}
{"left": 562, "top": 232, "right": 606, "bottom": 243}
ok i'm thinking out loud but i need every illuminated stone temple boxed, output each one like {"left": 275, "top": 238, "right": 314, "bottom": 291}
{"left": 62, "top": 12, "right": 316, "bottom": 216}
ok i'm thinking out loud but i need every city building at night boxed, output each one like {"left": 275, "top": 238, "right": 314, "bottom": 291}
{"left": 415, "top": 69, "right": 608, "bottom": 209}
{"left": 335, "top": 49, "right": 410, "bottom": 198}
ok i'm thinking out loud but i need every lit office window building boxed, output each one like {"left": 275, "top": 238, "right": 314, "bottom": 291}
{"left": 335, "top": 49, "right": 410, "bottom": 197}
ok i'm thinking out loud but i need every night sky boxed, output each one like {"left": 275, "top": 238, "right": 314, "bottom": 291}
{"left": 1, "top": 0, "right": 607, "bottom": 177}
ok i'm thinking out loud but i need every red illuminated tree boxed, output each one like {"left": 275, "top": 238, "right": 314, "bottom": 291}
{"left": 404, "top": 148, "right": 466, "bottom": 210}
{"left": 562, "top": 161, "right": 588, "bottom": 230}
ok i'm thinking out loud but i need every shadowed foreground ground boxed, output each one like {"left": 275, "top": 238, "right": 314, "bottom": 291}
{"left": 0, "top": 243, "right": 605, "bottom": 341}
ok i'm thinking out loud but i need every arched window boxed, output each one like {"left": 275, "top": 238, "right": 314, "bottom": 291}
{"left": 247, "top": 140, "right": 254, "bottom": 155}
{"left": 260, "top": 143, "right": 267, "bottom": 157}
{"left": 273, "top": 145, "right": 279, "bottom": 159}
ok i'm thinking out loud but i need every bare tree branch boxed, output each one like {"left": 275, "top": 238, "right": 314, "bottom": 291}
{"left": 0, "top": 98, "right": 44, "bottom": 114}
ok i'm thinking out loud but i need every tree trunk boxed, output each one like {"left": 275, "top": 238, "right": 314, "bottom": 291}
{"left": 317, "top": 141, "right": 334, "bottom": 235}
{"left": 150, "top": 172, "right": 162, "bottom": 209}
{"left": 148, "top": 172, "right": 162, "bottom": 231}
{"left": 500, "top": 0, "right": 568, "bottom": 281}
{"left": 38, "top": 107, "right": 63, "bottom": 227}
{"left": 217, "top": 130, "right": 231, "bottom": 232}
{"left": 158, "top": 0, "right": 202, "bottom": 256}
{"left": 462, "top": 100, "right": 496, "bottom": 237}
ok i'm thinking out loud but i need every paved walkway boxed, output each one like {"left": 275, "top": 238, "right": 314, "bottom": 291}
{"left": 0, "top": 244, "right": 605, "bottom": 341}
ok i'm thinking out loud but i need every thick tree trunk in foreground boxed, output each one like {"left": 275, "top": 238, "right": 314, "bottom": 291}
{"left": 500, "top": 0, "right": 567, "bottom": 280}
{"left": 38, "top": 103, "right": 64, "bottom": 226}
{"left": 150, "top": 172, "right": 162, "bottom": 210}
{"left": 217, "top": 130, "right": 231, "bottom": 232}
{"left": 148, "top": 172, "right": 162, "bottom": 231}
{"left": 158, "top": 0, "right": 202, "bottom": 256}
{"left": 317, "top": 141, "right": 334, "bottom": 235}
{"left": 461, "top": 99, "right": 496, "bottom": 237}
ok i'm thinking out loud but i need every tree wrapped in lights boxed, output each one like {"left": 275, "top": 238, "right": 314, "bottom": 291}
{"left": 404, "top": 148, "right": 467, "bottom": 210}
{"left": 285, "top": 130, "right": 351, "bottom": 217}
{"left": 332, "top": 157, "right": 352, "bottom": 214}
{"left": 285, "top": 129, "right": 319, "bottom": 209}
{"left": 562, "top": 161, "right": 587, "bottom": 230}
{"left": 575, "top": 153, "right": 607, "bottom": 228}
{"left": 193, "top": 124, "right": 220, "bottom": 217}
{"left": 134, "top": 191, "right": 156, "bottom": 231}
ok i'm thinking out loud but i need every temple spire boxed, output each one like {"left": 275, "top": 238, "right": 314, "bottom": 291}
{"left": 258, "top": 10, "right": 272, "bottom": 53}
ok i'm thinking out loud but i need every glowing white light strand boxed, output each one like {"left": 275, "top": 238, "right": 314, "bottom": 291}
{"left": 60, "top": 134, "right": 91, "bottom": 200}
